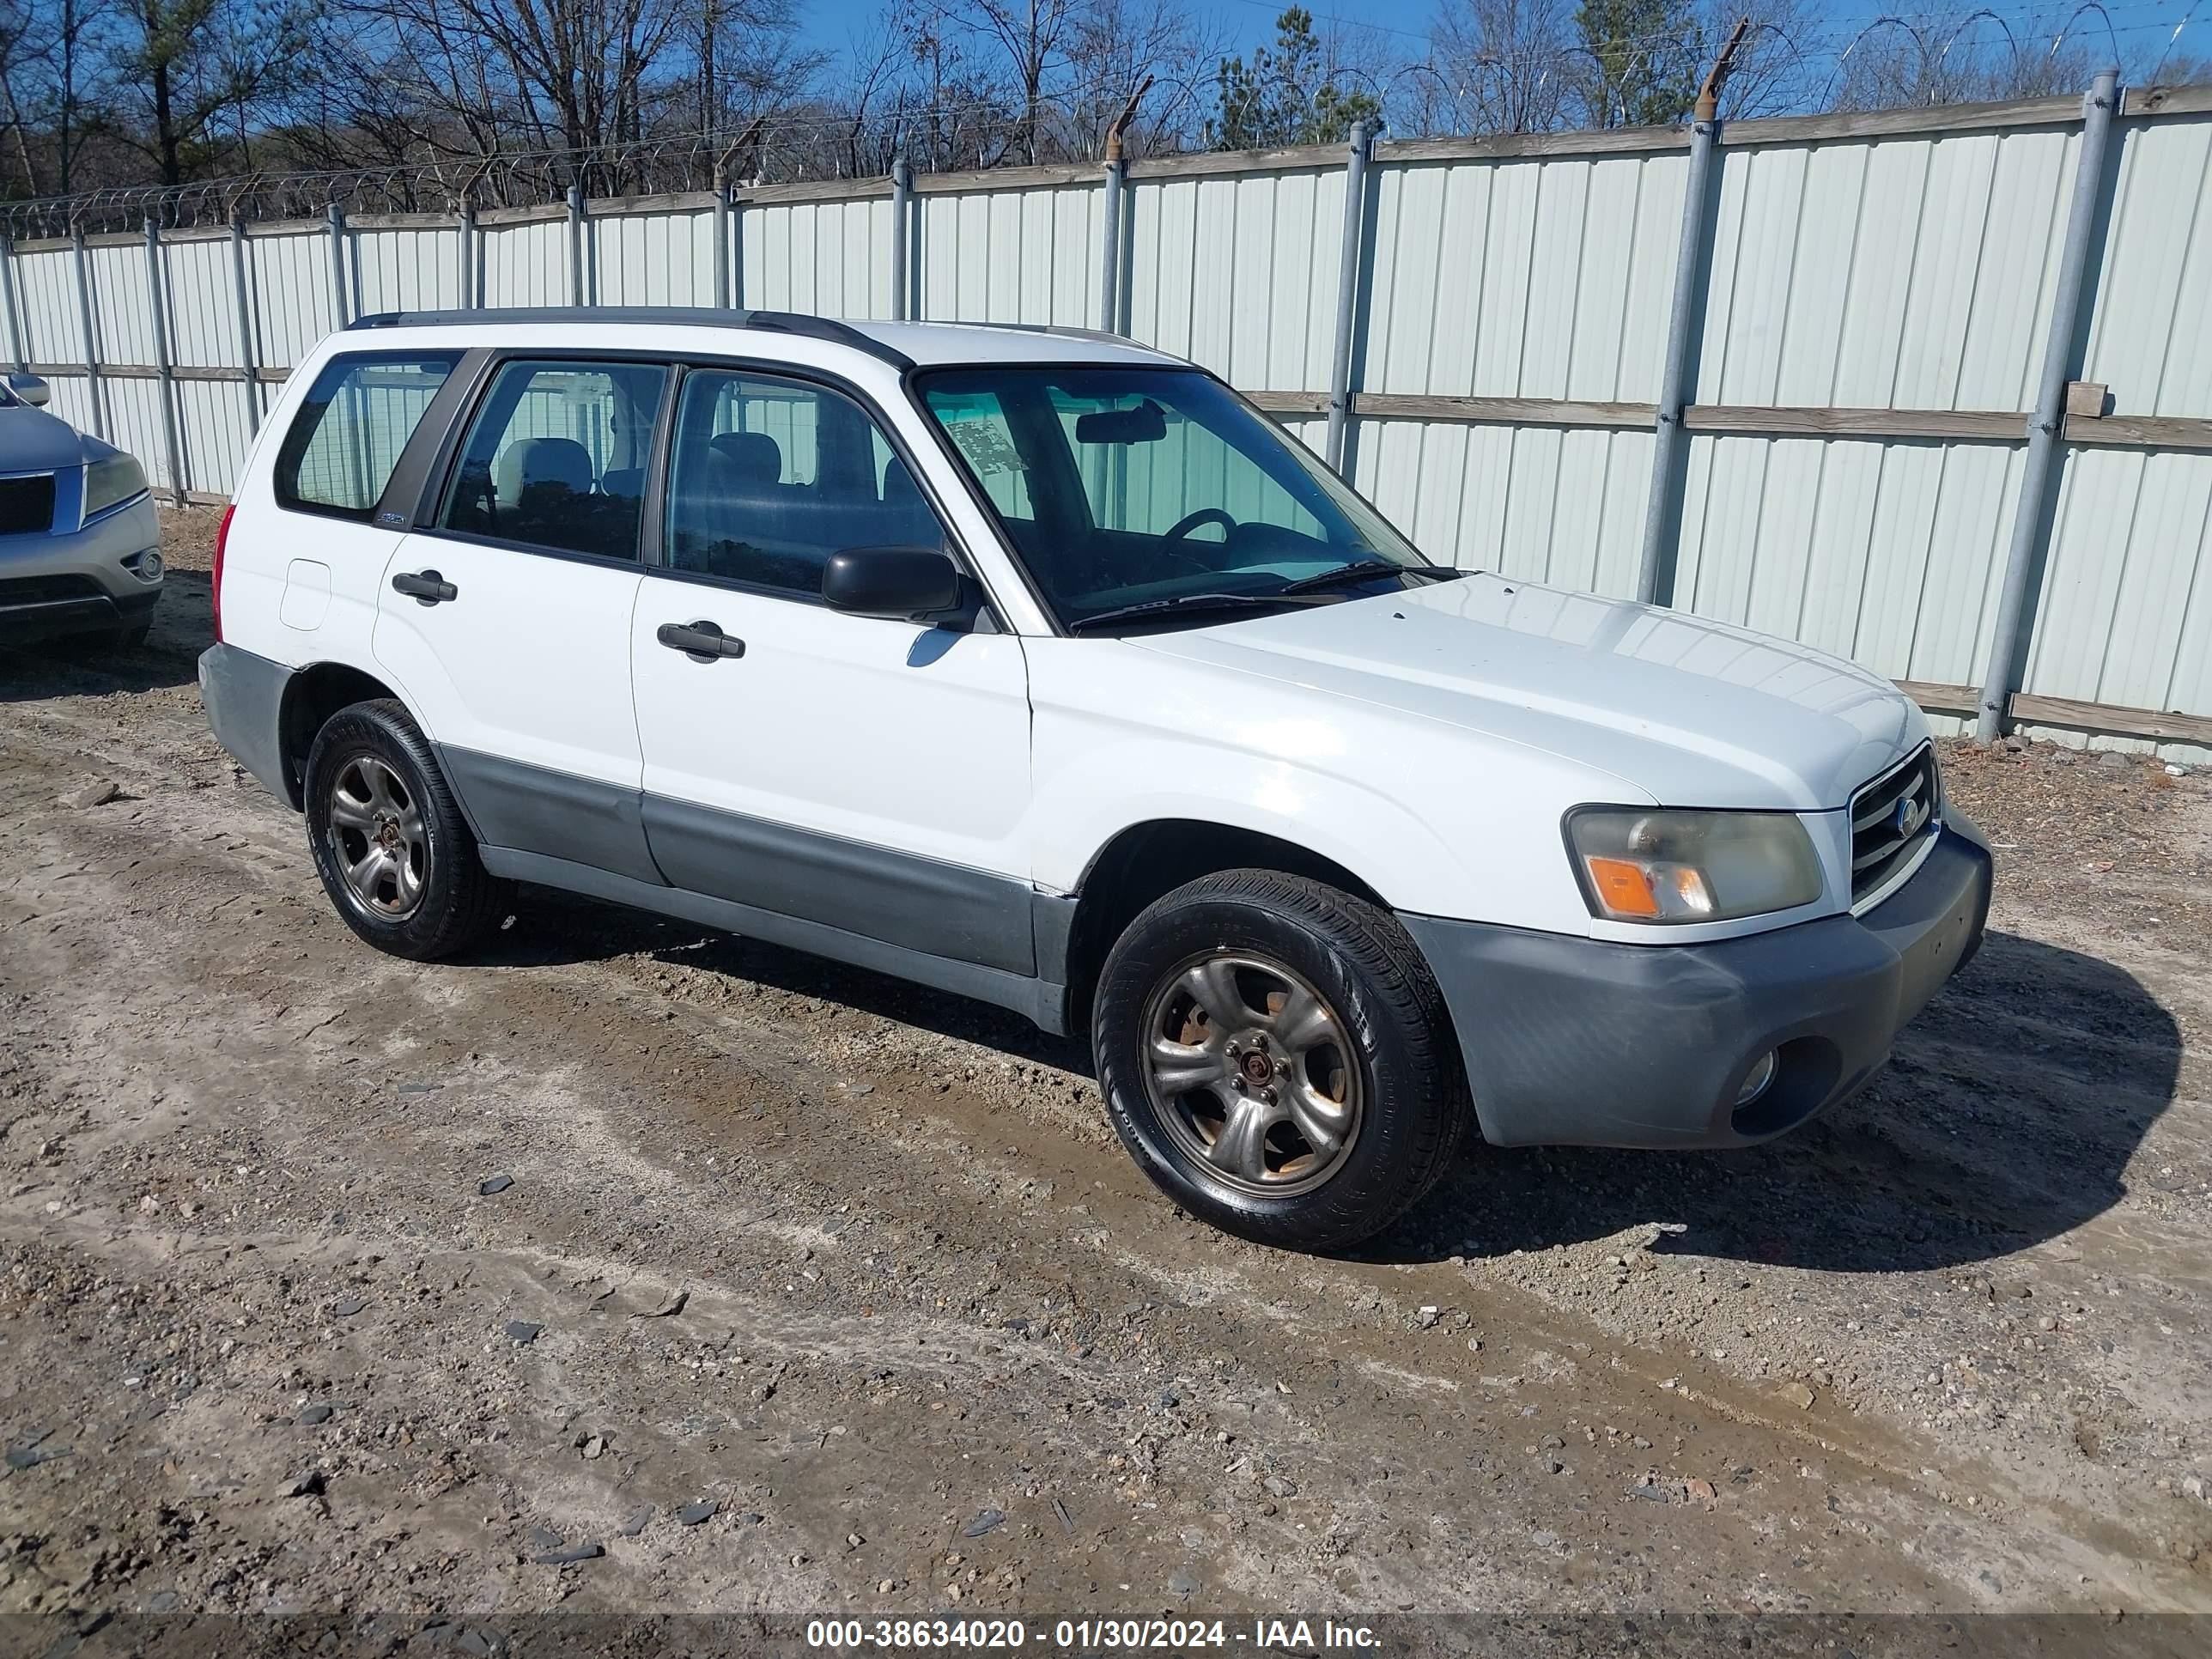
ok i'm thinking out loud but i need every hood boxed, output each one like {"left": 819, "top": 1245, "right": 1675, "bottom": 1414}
{"left": 0, "top": 403, "right": 92, "bottom": 474}
{"left": 1131, "top": 573, "right": 1927, "bottom": 811}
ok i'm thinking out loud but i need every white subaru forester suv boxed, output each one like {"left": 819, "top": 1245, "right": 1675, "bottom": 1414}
{"left": 199, "top": 309, "right": 1990, "bottom": 1249}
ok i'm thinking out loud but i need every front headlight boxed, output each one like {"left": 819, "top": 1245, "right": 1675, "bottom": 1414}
{"left": 83, "top": 453, "right": 149, "bottom": 520}
{"left": 1565, "top": 807, "right": 1824, "bottom": 924}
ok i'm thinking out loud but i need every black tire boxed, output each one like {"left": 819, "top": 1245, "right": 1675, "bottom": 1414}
{"left": 1092, "top": 869, "right": 1469, "bottom": 1252}
{"left": 303, "top": 698, "right": 504, "bottom": 961}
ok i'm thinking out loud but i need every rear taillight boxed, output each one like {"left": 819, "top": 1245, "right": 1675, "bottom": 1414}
{"left": 211, "top": 502, "right": 234, "bottom": 643}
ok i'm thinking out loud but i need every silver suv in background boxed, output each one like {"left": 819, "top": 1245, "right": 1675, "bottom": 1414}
{"left": 0, "top": 372, "right": 164, "bottom": 648}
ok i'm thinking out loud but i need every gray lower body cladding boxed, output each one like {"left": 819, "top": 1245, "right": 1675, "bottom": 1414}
{"left": 198, "top": 643, "right": 295, "bottom": 802}
{"left": 1401, "top": 816, "right": 1993, "bottom": 1151}
{"left": 197, "top": 642, "right": 1066, "bottom": 1028}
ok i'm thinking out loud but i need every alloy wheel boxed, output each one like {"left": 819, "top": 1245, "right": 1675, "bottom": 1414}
{"left": 326, "top": 755, "right": 428, "bottom": 920}
{"left": 1139, "top": 951, "right": 1364, "bottom": 1197}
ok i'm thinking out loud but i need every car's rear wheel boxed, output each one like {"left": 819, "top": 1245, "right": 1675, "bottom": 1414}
{"left": 1092, "top": 869, "right": 1468, "bottom": 1251}
{"left": 303, "top": 698, "right": 504, "bottom": 961}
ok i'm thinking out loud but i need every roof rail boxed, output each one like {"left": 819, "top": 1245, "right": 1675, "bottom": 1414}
{"left": 343, "top": 306, "right": 915, "bottom": 369}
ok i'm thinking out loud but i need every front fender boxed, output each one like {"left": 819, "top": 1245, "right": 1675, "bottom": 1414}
{"left": 1023, "top": 641, "right": 1632, "bottom": 936}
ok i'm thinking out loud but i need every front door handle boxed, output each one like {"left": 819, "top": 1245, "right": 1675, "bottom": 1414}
{"left": 657, "top": 619, "right": 747, "bottom": 662}
{"left": 392, "top": 569, "right": 458, "bottom": 605}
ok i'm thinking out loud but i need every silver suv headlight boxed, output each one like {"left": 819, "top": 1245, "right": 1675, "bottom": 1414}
{"left": 83, "top": 453, "right": 149, "bottom": 520}
{"left": 1565, "top": 807, "right": 1824, "bottom": 924}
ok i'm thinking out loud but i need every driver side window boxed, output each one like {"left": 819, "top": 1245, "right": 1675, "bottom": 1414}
{"left": 663, "top": 369, "right": 945, "bottom": 600}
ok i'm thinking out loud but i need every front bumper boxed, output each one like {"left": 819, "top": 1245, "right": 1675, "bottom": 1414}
{"left": 1400, "top": 813, "right": 1992, "bottom": 1150}
{"left": 0, "top": 494, "right": 164, "bottom": 642}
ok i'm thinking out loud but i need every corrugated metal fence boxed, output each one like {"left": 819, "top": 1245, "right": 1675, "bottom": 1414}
{"left": 4, "top": 84, "right": 2210, "bottom": 758}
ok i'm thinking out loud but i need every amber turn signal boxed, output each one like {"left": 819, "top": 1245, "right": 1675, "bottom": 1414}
{"left": 1583, "top": 856, "right": 1662, "bottom": 917}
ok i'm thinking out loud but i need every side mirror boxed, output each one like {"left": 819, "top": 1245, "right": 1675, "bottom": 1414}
{"left": 823, "top": 545, "right": 962, "bottom": 621}
{"left": 7, "top": 372, "right": 50, "bottom": 408}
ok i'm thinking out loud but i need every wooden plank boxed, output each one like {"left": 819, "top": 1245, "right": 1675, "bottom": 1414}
{"left": 2065, "top": 412, "right": 2212, "bottom": 453}
{"left": 1360, "top": 392, "right": 1654, "bottom": 428}
{"left": 2008, "top": 694, "right": 2212, "bottom": 746}
{"left": 1898, "top": 680, "right": 1981, "bottom": 715}
{"left": 582, "top": 190, "right": 715, "bottom": 218}
{"left": 915, "top": 161, "right": 1101, "bottom": 195}
{"left": 346, "top": 210, "right": 462, "bottom": 232}
{"left": 2124, "top": 83, "right": 2212, "bottom": 118}
{"left": 1380, "top": 128, "right": 1689, "bottom": 165}
{"left": 1684, "top": 404, "right": 2028, "bottom": 441}
{"left": 1902, "top": 679, "right": 2212, "bottom": 744}
{"left": 475, "top": 203, "right": 567, "bottom": 227}
{"left": 736, "top": 177, "right": 891, "bottom": 206}
{"left": 1128, "top": 144, "right": 1347, "bottom": 180}
{"left": 1720, "top": 94, "right": 2083, "bottom": 149}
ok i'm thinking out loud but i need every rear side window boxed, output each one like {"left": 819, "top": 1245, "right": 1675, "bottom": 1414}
{"left": 440, "top": 359, "right": 669, "bottom": 561}
{"left": 275, "top": 353, "right": 460, "bottom": 520}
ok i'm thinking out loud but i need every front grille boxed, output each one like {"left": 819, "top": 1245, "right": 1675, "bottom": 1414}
{"left": 0, "top": 473, "right": 58, "bottom": 535}
{"left": 0, "top": 573, "right": 101, "bottom": 606}
{"left": 1850, "top": 744, "right": 1940, "bottom": 904}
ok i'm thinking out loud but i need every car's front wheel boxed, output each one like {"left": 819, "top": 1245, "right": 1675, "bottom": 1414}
{"left": 1092, "top": 869, "right": 1468, "bottom": 1251}
{"left": 303, "top": 699, "right": 504, "bottom": 961}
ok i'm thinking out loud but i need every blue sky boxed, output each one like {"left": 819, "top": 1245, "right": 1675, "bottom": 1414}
{"left": 787, "top": 0, "right": 2202, "bottom": 88}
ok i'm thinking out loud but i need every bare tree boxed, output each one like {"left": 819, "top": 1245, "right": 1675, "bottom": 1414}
{"left": 928, "top": 0, "right": 1081, "bottom": 164}
{"left": 1054, "top": 0, "right": 1218, "bottom": 158}
{"left": 1, "top": 0, "right": 114, "bottom": 194}
{"left": 1421, "top": 0, "right": 1577, "bottom": 134}
{"left": 0, "top": 0, "right": 40, "bottom": 191}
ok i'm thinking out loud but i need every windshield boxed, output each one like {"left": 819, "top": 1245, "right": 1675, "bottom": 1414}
{"left": 916, "top": 366, "right": 1426, "bottom": 631}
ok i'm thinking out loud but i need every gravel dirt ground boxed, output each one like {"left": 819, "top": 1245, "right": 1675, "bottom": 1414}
{"left": 3, "top": 508, "right": 2210, "bottom": 1654}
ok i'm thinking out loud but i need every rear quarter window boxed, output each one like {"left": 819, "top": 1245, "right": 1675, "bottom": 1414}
{"left": 275, "top": 353, "right": 461, "bottom": 520}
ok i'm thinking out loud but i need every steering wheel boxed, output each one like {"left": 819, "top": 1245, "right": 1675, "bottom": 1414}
{"left": 1164, "top": 507, "right": 1236, "bottom": 543}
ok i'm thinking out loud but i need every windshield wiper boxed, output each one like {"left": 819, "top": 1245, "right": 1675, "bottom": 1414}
{"left": 1278, "top": 559, "right": 1464, "bottom": 595}
{"left": 1066, "top": 592, "right": 1322, "bottom": 635}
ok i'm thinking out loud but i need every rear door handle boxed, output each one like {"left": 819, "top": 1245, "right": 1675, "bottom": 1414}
{"left": 657, "top": 619, "right": 747, "bottom": 662}
{"left": 392, "top": 569, "right": 458, "bottom": 605}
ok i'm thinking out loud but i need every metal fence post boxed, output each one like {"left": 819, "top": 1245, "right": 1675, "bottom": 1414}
{"left": 228, "top": 216, "right": 261, "bottom": 433}
{"left": 567, "top": 183, "right": 587, "bottom": 306}
{"left": 1098, "top": 78, "right": 1149, "bottom": 336}
{"left": 143, "top": 218, "right": 188, "bottom": 505}
{"left": 1324, "top": 118, "right": 1377, "bottom": 475}
{"left": 70, "top": 224, "right": 107, "bottom": 441}
{"left": 458, "top": 196, "right": 478, "bottom": 309}
{"left": 904, "top": 177, "right": 921, "bottom": 320}
{"left": 325, "top": 203, "right": 349, "bottom": 326}
{"left": 1634, "top": 22, "right": 1749, "bottom": 608}
{"left": 1098, "top": 155, "right": 1126, "bottom": 335}
{"left": 1635, "top": 118, "right": 1723, "bottom": 605}
{"left": 1977, "top": 68, "right": 2121, "bottom": 743}
{"left": 890, "top": 158, "right": 913, "bottom": 321}
{"left": 0, "top": 234, "right": 26, "bottom": 374}
{"left": 731, "top": 189, "right": 745, "bottom": 310}
{"left": 712, "top": 166, "right": 733, "bottom": 309}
